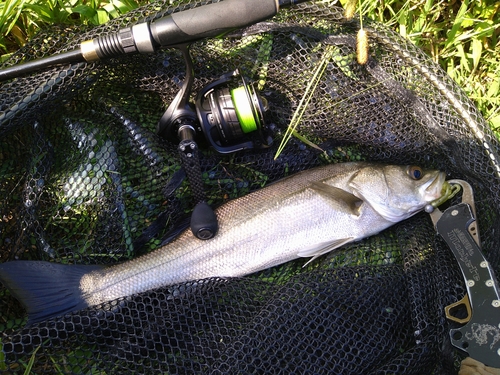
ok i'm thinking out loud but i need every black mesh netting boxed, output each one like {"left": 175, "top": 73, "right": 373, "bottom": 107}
{"left": 1, "top": 0, "right": 499, "bottom": 373}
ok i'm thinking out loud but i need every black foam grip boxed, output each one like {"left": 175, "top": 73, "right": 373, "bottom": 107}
{"left": 150, "top": 0, "right": 278, "bottom": 47}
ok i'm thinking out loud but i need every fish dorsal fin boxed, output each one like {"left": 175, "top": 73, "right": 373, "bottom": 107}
{"left": 310, "top": 181, "right": 363, "bottom": 216}
{"left": 298, "top": 237, "right": 355, "bottom": 266}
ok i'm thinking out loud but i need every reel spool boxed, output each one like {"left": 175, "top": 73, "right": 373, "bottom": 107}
{"left": 196, "top": 70, "right": 272, "bottom": 153}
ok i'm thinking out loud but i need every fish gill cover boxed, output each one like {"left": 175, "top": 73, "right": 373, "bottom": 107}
{"left": 0, "top": 0, "right": 499, "bottom": 374}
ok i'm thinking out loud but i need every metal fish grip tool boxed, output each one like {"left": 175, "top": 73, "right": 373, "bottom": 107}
{"left": 428, "top": 180, "right": 500, "bottom": 367}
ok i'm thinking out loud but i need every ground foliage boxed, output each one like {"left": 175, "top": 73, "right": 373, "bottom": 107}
{"left": 1, "top": 0, "right": 499, "bottom": 131}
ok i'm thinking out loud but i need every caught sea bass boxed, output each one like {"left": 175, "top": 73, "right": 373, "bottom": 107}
{"left": 0, "top": 162, "right": 446, "bottom": 324}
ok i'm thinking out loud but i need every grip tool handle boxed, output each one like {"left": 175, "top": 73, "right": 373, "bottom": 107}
{"left": 429, "top": 179, "right": 500, "bottom": 367}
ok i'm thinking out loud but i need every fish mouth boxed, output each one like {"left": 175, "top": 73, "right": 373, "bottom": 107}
{"left": 423, "top": 171, "right": 447, "bottom": 201}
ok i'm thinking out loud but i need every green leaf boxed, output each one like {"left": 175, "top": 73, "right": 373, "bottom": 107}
{"left": 487, "top": 76, "right": 500, "bottom": 98}
{"left": 455, "top": 43, "right": 470, "bottom": 73}
{"left": 94, "top": 8, "right": 110, "bottom": 25}
{"left": 445, "top": 0, "right": 469, "bottom": 49}
{"left": 103, "top": 2, "right": 119, "bottom": 19}
{"left": 23, "top": 345, "right": 41, "bottom": 375}
{"left": 471, "top": 38, "right": 482, "bottom": 72}
{"left": 111, "top": 0, "right": 138, "bottom": 14}
{"left": 0, "top": 0, "right": 28, "bottom": 35}
{"left": 289, "top": 130, "right": 325, "bottom": 154}
{"left": 490, "top": 115, "right": 500, "bottom": 130}
{"left": 71, "top": 5, "right": 97, "bottom": 20}
{"left": 23, "top": 3, "right": 56, "bottom": 23}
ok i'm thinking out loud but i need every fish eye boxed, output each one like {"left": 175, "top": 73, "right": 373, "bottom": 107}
{"left": 408, "top": 166, "right": 423, "bottom": 180}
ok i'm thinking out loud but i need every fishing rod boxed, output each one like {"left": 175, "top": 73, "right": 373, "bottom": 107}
{"left": 0, "top": 0, "right": 309, "bottom": 82}
{"left": 0, "top": 0, "right": 310, "bottom": 240}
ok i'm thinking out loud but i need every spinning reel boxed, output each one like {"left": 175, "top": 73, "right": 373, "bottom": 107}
{"left": 0, "top": 0, "right": 309, "bottom": 240}
{"left": 157, "top": 45, "right": 271, "bottom": 240}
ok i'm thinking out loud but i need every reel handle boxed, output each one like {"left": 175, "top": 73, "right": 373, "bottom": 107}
{"left": 158, "top": 45, "right": 218, "bottom": 240}
{"left": 177, "top": 124, "right": 219, "bottom": 240}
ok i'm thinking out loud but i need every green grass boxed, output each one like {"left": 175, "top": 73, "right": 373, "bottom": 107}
{"left": 0, "top": 0, "right": 140, "bottom": 59}
{"left": 343, "top": 0, "right": 500, "bottom": 133}
{"left": 1, "top": 0, "right": 497, "bottom": 132}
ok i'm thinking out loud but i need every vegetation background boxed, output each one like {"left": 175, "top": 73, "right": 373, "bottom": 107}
{"left": 0, "top": 0, "right": 498, "bottom": 132}
{"left": 0, "top": 1, "right": 498, "bottom": 373}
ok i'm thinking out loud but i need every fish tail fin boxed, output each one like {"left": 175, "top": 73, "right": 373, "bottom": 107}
{"left": 0, "top": 261, "right": 102, "bottom": 324}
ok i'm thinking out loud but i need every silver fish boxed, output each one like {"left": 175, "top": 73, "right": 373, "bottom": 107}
{"left": 0, "top": 162, "right": 446, "bottom": 323}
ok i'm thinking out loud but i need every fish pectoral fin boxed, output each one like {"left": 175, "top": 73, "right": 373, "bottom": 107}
{"left": 298, "top": 237, "right": 355, "bottom": 266}
{"left": 310, "top": 182, "right": 363, "bottom": 216}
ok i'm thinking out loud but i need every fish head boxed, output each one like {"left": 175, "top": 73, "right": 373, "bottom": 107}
{"left": 349, "top": 164, "right": 447, "bottom": 223}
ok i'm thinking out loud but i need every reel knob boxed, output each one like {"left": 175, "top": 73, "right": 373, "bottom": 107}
{"left": 191, "top": 202, "right": 218, "bottom": 240}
